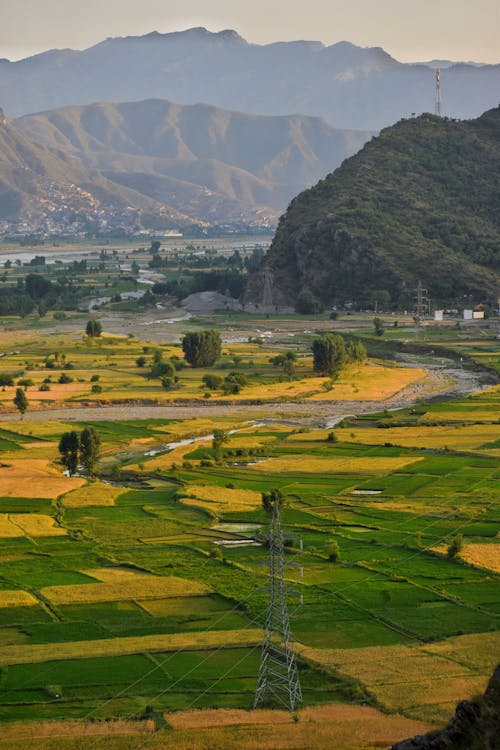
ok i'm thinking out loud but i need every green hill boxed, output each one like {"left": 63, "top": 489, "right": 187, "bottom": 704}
{"left": 252, "top": 108, "right": 500, "bottom": 308}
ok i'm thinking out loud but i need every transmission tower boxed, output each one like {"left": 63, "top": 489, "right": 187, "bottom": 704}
{"left": 413, "top": 280, "right": 430, "bottom": 339}
{"left": 262, "top": 265, "right": 274, "bottom": 310}
{"left": 435, "top": 68, "right": 442, "bottom": 116}
{"left": 254, "top": 499, "right": 302, "bottom": 711}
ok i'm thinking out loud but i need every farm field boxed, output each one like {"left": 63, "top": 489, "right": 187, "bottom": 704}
{"left": 0, "top": 315, "right": 498, "bottom": 750}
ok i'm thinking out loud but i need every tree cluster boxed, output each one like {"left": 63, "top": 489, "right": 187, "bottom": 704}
{"left": 312, "top": 334, "right": 365, "bottom": 378}
{"left": 182, "top": 330, "right": 221, "bottom": 368}
{"left": 58, "top": 427, "right": 101, "bottom": 477}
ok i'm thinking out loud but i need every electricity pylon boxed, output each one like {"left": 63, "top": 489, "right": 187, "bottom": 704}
{"left": 254, "top": 499, "right": 302, "bottom": 711}
{"left": 262, "top": 265, "right": 274, "bottom": 309}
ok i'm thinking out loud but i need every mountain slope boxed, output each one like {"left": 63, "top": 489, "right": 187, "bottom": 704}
{"left": 13, "top": 99, "right": 370, "bottom": 226}
{"left": 1, "top": 28, "right": 499, "bottom": 129}
{"left": 248, "top": 108, "right": 500, "bottom": 307}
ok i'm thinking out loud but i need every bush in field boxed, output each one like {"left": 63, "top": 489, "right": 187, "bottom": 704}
{"left": 373, "top": 317, "right": 384, "bottom": 337}
{"left": 85, "top": 319, "right": 102, "bottom": 337}
{"left": 326, "top": 539, "right": 340, "bottom": 562}
{"left": 447, "top": 534, "right": 464, "bottom": 558}
{"left": 151, "top": 360, "right": 175, "bottom": 379}
{"left": 182, "top": 330, "right": 221, "bottom": 367}
{"left": 202, "top": 374, "right": 223, "bottom": 390}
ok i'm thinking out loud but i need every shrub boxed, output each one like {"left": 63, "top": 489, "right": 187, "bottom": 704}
{"left": 447, "top": 534, "right": 464, "bottom": 558}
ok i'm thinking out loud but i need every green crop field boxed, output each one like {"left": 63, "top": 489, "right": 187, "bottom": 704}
{"left": 0, "top": 311, "right": 498, "bottom": 749}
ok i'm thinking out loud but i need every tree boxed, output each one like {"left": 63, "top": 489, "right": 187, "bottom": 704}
{"left": 58, "top": 431, "right": 80, "bottom": 476}
{"left": 0, "top": 373, "right": 14, "bottom": 387}
{"left": 151, "top": 359, "right": 175, "bottom": 379}
{"left": 79, "top": 427, "right": 101, "bottom": 477}
{"left": 270, "top": 351, "right": 297, "bottom": 379}
{"left": 373, "top": 317, "right": 384, "bottom": 337}
{"left": 17, "top": 378, "right": 34, "bottom": 391}
{"left": 261, "top": 487, "right": 285, "bottom": 513}
{"left": 212, "top": 429, "right": 230, "bottom": 459}
{"left": 326, "top": 539, "right": 340, "bottom": 562}
{"left": 202, "top": 374, "right": 223, "bottom": 390}
{"left": 182, "top": 330, "right": 221, "bottom": 368}
{"left": 13, "top": 387, "right": 28, "bottom": 418}
{"left": 136, "top": 356, "right": 147, "bottom": 368}
{"left": 86, "top": 319, "right": 102, "bottom": 337}
{"left": 447, "top": 534, "right": 464, "bottom": 559}
{"left": 345, "top": 339, "right": 366, "bottom": 363}
{"left": 312, "top": 333, "right": 346, "bottom": 378}
{"left": 295, "top": 290, "right": 323, "bottom": 314}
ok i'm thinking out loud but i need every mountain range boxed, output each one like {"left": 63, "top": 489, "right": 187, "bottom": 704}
{"left": 249, "top": 106, "right": 500, "bottom": 307}
{"left": 0, "top": 99, "right": 370, "bottom": 229}
{"left": 1, "top": 28, "right": 499, "bottom": 130}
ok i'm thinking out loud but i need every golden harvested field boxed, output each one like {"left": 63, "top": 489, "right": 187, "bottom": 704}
{"left": 128, "top": 442, "right": 210, "bottom": 471}
{"left": 423, "top": 631, "right": 500, "bottom": 670}
{"left": 0, "top": 628, "right": 262, "bottom": 666}
{"left": 0, "top": 719, "right": 155, "bottom": 742}
{"left": 0, "top": 459, "right": 85, "bottom": 498}
{"left": 337, "top": 422, "right": 500, "bottom": 454}
{"left": 0, "top": 514, "right": 66, "bottom": 538}
{"left": 297, "top": 630, "right": 500, "bottom": 721}
{"left": 431, "top": 543, "right": 500, "bottom": 573}
{"left": 41, "top": 575, "right": 210, "bottom": 605}
{"left": 309, "top": 362, "right": 426, "bottom": 401}
{"left": 61, "top": 482, "right": 128, "bottom": 508}
{"left": 0, "top": 590, "right": 38, "bottom": 608}
{"left": 0, "top": 382, "right": 92, "bottom": 404}
{"left": 0, "top": 709, "right": 433, "bottom": 750}
{"left": 251, "top": 455, "right": 423, "bottom": 474}
{"left": 224, "top": 435, "right": 276, "bottom": 449}
{"left": 182, "top": 484, "right": 262, "bottom": 513}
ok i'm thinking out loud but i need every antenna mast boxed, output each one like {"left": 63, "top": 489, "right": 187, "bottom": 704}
{"left": 435, "top": 68, "right": 442, "bottom": 116}
{"left": 254, "top": 499, "right": 302, "bottom": 711}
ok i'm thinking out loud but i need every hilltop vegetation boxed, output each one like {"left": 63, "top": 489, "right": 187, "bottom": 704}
{"left": 252, "top": 108, "right": 500, "bottom": 308}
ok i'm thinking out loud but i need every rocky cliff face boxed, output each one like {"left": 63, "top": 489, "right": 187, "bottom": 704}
{"left": 393, "top": 665, "right": 500, "bottom": 750}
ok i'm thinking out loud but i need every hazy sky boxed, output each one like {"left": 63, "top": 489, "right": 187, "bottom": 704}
{"left": 2, "top": 0, "right": 499, "bottom": 63}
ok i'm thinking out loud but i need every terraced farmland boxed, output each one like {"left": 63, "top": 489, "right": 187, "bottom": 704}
{"left": 0, "top": 322, "right": 498, "bottom": 750}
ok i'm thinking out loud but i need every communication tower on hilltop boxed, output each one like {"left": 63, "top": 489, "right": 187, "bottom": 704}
{"left": 262, "top": 265, "right": 274, "bottom": 310}
{"left": 435, "top": 68, "right": 442, "bottom": 116}
{"left": 254, "top": 498, "right": 302, "bottom": 711}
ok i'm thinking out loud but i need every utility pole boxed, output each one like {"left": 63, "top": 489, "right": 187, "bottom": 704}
{"left": 435, "top": 68, "right": 442, "bottom": 117}
{"left": 254, "top": 498, "right": 302, "bottom": 711}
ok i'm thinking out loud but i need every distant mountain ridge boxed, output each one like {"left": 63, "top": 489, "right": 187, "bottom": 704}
{"left": 248, "top": 107, "right": 500, "bottom": 307}
{"left": 1, "top": 28, "right": 498, "bottom": 129}
{"left": 0, "top": 99, "right": 370, "bottom": 229}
